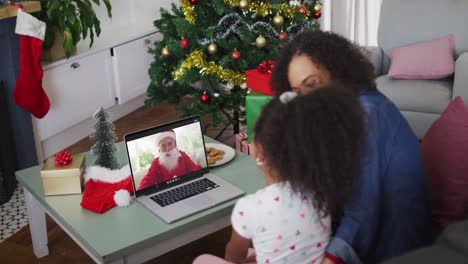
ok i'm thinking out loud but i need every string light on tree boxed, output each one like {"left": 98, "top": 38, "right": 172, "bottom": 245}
{"left": 208, "top": 42, "right": 218, "bottom": 54}
{"left": 256, "top": 35, "right": 266, "bottom": 48}
{"left": 188, "top": 0, "right": 198, "bottom": 5}
{"left": 273, "top": 14, "right": 284, "bottom": 27}
{"left": 239, "top": 0, "right": 249, "bottom": 10}
{"left": 231, "top": 49, "right": 241, "bottom": 60}
{"left": 161, "top": 47, "right": 170, "bottom": 58}
{"left": 179, "top": 37, "right": 189, "bottom": 49}
{"left": 200, "top": 92, "right": 210, "bottom": 104}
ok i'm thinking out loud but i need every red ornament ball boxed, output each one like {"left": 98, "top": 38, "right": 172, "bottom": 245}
{"left": 231, "top": 49, "right": 241, "bottom": 60}
{"left": 314, "top": 12, "right": 322, "bottom": 19}
{"left": 200, "top": 93, "right": 210, "bottom": 103}
{"left": 180, "top": 38, "right": 190, "bottom": 49}
{"left": 298, "top": 6, "right": 307, "bottom": 15}
{"left": 188, "top": 0, "right": 197, "bottom": 5}
{"left": 55, "top": 150, "right": 73, "bottom": 166}
{"left": 279, "top": 31, "right": 288, "bottom": 41}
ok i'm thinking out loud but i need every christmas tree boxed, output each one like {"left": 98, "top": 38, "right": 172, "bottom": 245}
{"left": 146, "top": 0, "right": 322, "bottom": 132}
{"left": 90, "top": 107, "right": 119, "bottom": 170}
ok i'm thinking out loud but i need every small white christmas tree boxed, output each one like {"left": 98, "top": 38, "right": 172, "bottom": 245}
{"left": 90, "top": 107, "right": 119, "bottom": 170}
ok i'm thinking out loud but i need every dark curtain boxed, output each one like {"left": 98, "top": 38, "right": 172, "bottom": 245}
{"left": 0, "top": 81, "right": 18, "bottom": 205}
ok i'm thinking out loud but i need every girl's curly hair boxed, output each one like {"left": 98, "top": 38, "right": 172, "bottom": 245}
{"left": 271, "top": 30, "right": 376, "bottom": 95}
{"left": 254, "top": 84, "right": 365, "bottom": 219}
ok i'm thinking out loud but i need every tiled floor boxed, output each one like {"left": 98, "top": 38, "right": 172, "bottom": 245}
{"left": 0, "top": 186, "right": 28, "bottom": 242}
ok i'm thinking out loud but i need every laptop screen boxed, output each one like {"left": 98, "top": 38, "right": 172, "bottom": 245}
{"left": 125, "top": 117, "right": 208, "bottom": 196}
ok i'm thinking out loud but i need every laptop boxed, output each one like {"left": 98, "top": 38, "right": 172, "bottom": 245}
{"left": 124, "top": 116, "right": 245, "bottom": 223}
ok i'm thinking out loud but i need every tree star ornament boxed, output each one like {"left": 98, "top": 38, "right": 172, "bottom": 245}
{"left": 161, "top": 47, "right": 170, "bottom": 58}
{"left": 273, "top": 14, "right": 284, "bottom": 27}
{"left": 256, "top": 35, "right": 266, "bottom": 48}
{"left": 180, "top": 37, "right": 190, "bottom": 49}
{"left": 200, "top": 92, "right": 210, "bottom": 103}
{"left": 208, "top": 42, "right": 218, "bottom": 54}
{"left": 239, "top": 0, "right": 249, "bottom": 10}
{"left": 231, "top": 49, "right": 241, "bottom": 60}
{"left": 188, "top": 0, "right": 198, "bottom": 5}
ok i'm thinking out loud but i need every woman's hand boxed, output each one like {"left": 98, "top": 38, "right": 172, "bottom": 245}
{"left": 322, "top": 258, "right": 336, "bottom": 264}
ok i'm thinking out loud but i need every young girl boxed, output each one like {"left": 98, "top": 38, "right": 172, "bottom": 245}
{"left": 194, "top": 84, "right": 365, "bottom": 264}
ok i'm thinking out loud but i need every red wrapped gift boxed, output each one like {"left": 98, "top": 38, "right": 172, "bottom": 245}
{"left": 235, "top": 132, "right": 251, "bottom": 155}
{"left": 245, "top": 60, "right": 275, "bottom": 96}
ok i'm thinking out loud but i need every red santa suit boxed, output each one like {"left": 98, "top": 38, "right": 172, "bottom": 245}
{"left": 138, "top": 150, "right": 202, "bottom": 190}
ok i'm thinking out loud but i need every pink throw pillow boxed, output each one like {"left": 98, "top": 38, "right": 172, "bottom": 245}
{"left": 387, "top": 34, "right": 455, "bottom": 79}
{"left": 421, "top": 96, "right": 468, "bottom": 227}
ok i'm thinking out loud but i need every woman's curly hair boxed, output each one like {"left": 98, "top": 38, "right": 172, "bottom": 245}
{"left": 254, "top": 84, "right": 365, "bottom": 220}
{"left": 271, "top": 30, "right": 376, "bottom": 95}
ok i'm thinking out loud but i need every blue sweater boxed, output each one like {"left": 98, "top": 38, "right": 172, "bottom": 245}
{"left": 326, "top": 90, "right": 432, "bottom": 264}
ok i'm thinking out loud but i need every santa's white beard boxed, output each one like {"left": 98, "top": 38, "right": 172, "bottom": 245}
{"left": 159, "top": 148, "right": 181, "bottom": 172}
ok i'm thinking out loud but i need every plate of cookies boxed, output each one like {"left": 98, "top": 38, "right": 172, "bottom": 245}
{"left": 205, "top": 143, "right": 236, "bottom": 167}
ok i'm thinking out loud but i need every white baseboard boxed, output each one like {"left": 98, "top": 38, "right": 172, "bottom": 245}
{"left": 36, "top": 95, "right": 146, "bottom": 160}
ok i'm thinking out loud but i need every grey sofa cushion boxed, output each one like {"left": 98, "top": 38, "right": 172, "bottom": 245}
{"left": 377, "top": 76, "right": 452, "bottom": 114}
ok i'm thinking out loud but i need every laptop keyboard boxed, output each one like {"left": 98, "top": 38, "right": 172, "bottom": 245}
{"left": 150, "top": 178, "right": 220, "bottom": 207}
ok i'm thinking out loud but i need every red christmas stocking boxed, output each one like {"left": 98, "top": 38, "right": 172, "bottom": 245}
{"left": 13, "top": 9, "right": 50, "bottom": 119}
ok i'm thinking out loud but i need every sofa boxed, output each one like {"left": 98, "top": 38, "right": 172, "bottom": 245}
{"left": 365, "top": 0, "right": 468, "bottom": 139}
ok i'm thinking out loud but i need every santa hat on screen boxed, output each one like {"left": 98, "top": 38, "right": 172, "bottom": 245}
{"left": 80, "top": 165, "right": 135, "bottom": 214}
{"left": 155, "top": 129, "right": 176, "bottom": 145}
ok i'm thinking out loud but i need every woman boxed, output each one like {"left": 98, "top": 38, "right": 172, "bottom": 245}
{"left": 271, "top": 30, "right": 432, "bottom": 264}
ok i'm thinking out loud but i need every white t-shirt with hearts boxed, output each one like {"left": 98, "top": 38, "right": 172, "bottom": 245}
{"left": 231, "top": 182, "right": 331, "bottom": 264}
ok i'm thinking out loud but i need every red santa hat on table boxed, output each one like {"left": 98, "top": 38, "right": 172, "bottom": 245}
{"left": 155, "top": 129, "right": 176, "bottom": 145}
{"left": 80, "top": 165, "right": 135, "bottom": 214}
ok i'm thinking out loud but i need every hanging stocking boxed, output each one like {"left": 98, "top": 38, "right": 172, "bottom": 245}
{"left": 13, "top": 8, "right": 50, "bottom": 119}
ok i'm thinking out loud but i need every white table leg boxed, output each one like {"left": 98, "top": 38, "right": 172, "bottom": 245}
{"left": 24, "top": 187, "right": 49, "bottom": 258}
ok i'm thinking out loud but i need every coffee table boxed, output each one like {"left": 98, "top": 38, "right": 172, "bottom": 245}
{"left": 15, "top": 137, "right": 264, "bottom": 263}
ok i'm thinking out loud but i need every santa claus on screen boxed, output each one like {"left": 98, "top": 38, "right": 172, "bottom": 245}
{"left": 137, "top": 130, "right": 202, "bottom": 190}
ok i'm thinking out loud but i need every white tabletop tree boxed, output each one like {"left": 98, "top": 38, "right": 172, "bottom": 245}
{"left": 90, "top": 107, "right": 119, "bottom": 170}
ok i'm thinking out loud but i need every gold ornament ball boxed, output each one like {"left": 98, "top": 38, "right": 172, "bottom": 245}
{"left": 208, "top": 43, "right": 218, "bottom": 54}
{"left": 256, "top": 35, "right": 267, "bottom": 48}
{"left": 239, "top": 0, "right": 249, "bottom": 10}
{"left": 273, "top": 15, "right": 284, "bottom": 27}
{"left": 161, "top": 47, "right": 170, "bottom": 57}
{"left": 313, "top": 1, "right": 322, "bottom": 13}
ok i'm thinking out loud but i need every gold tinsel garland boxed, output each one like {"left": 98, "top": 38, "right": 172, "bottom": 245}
{"left": 172, "top": 50, "right": 246, "bottom": 86}
{"left": 224, "top": 0, "right": 304, "bottom": 19}
{"left": 181, "top": 0, "right": 196, "bottom": 24}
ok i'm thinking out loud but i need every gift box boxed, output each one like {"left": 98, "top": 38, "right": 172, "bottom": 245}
{"left": 40, "top": 153, "right": 86, "bottom": 196}
{"left": 235, "top": 132, "right": 252, "bottom": 155}
{"left": 246, "top": 91, "right": 273, "bottom": 142}
{"left": 245, "top": 60, "right": 275, "bottom": 95}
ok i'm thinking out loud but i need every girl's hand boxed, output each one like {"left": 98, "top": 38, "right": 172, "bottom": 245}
{"left": 225, "top": 228, "right": 251, "bottom": 263}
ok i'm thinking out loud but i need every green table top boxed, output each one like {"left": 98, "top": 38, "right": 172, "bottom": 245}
{"left": 16, "top": 137, "right": 264, "bottom": 263}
